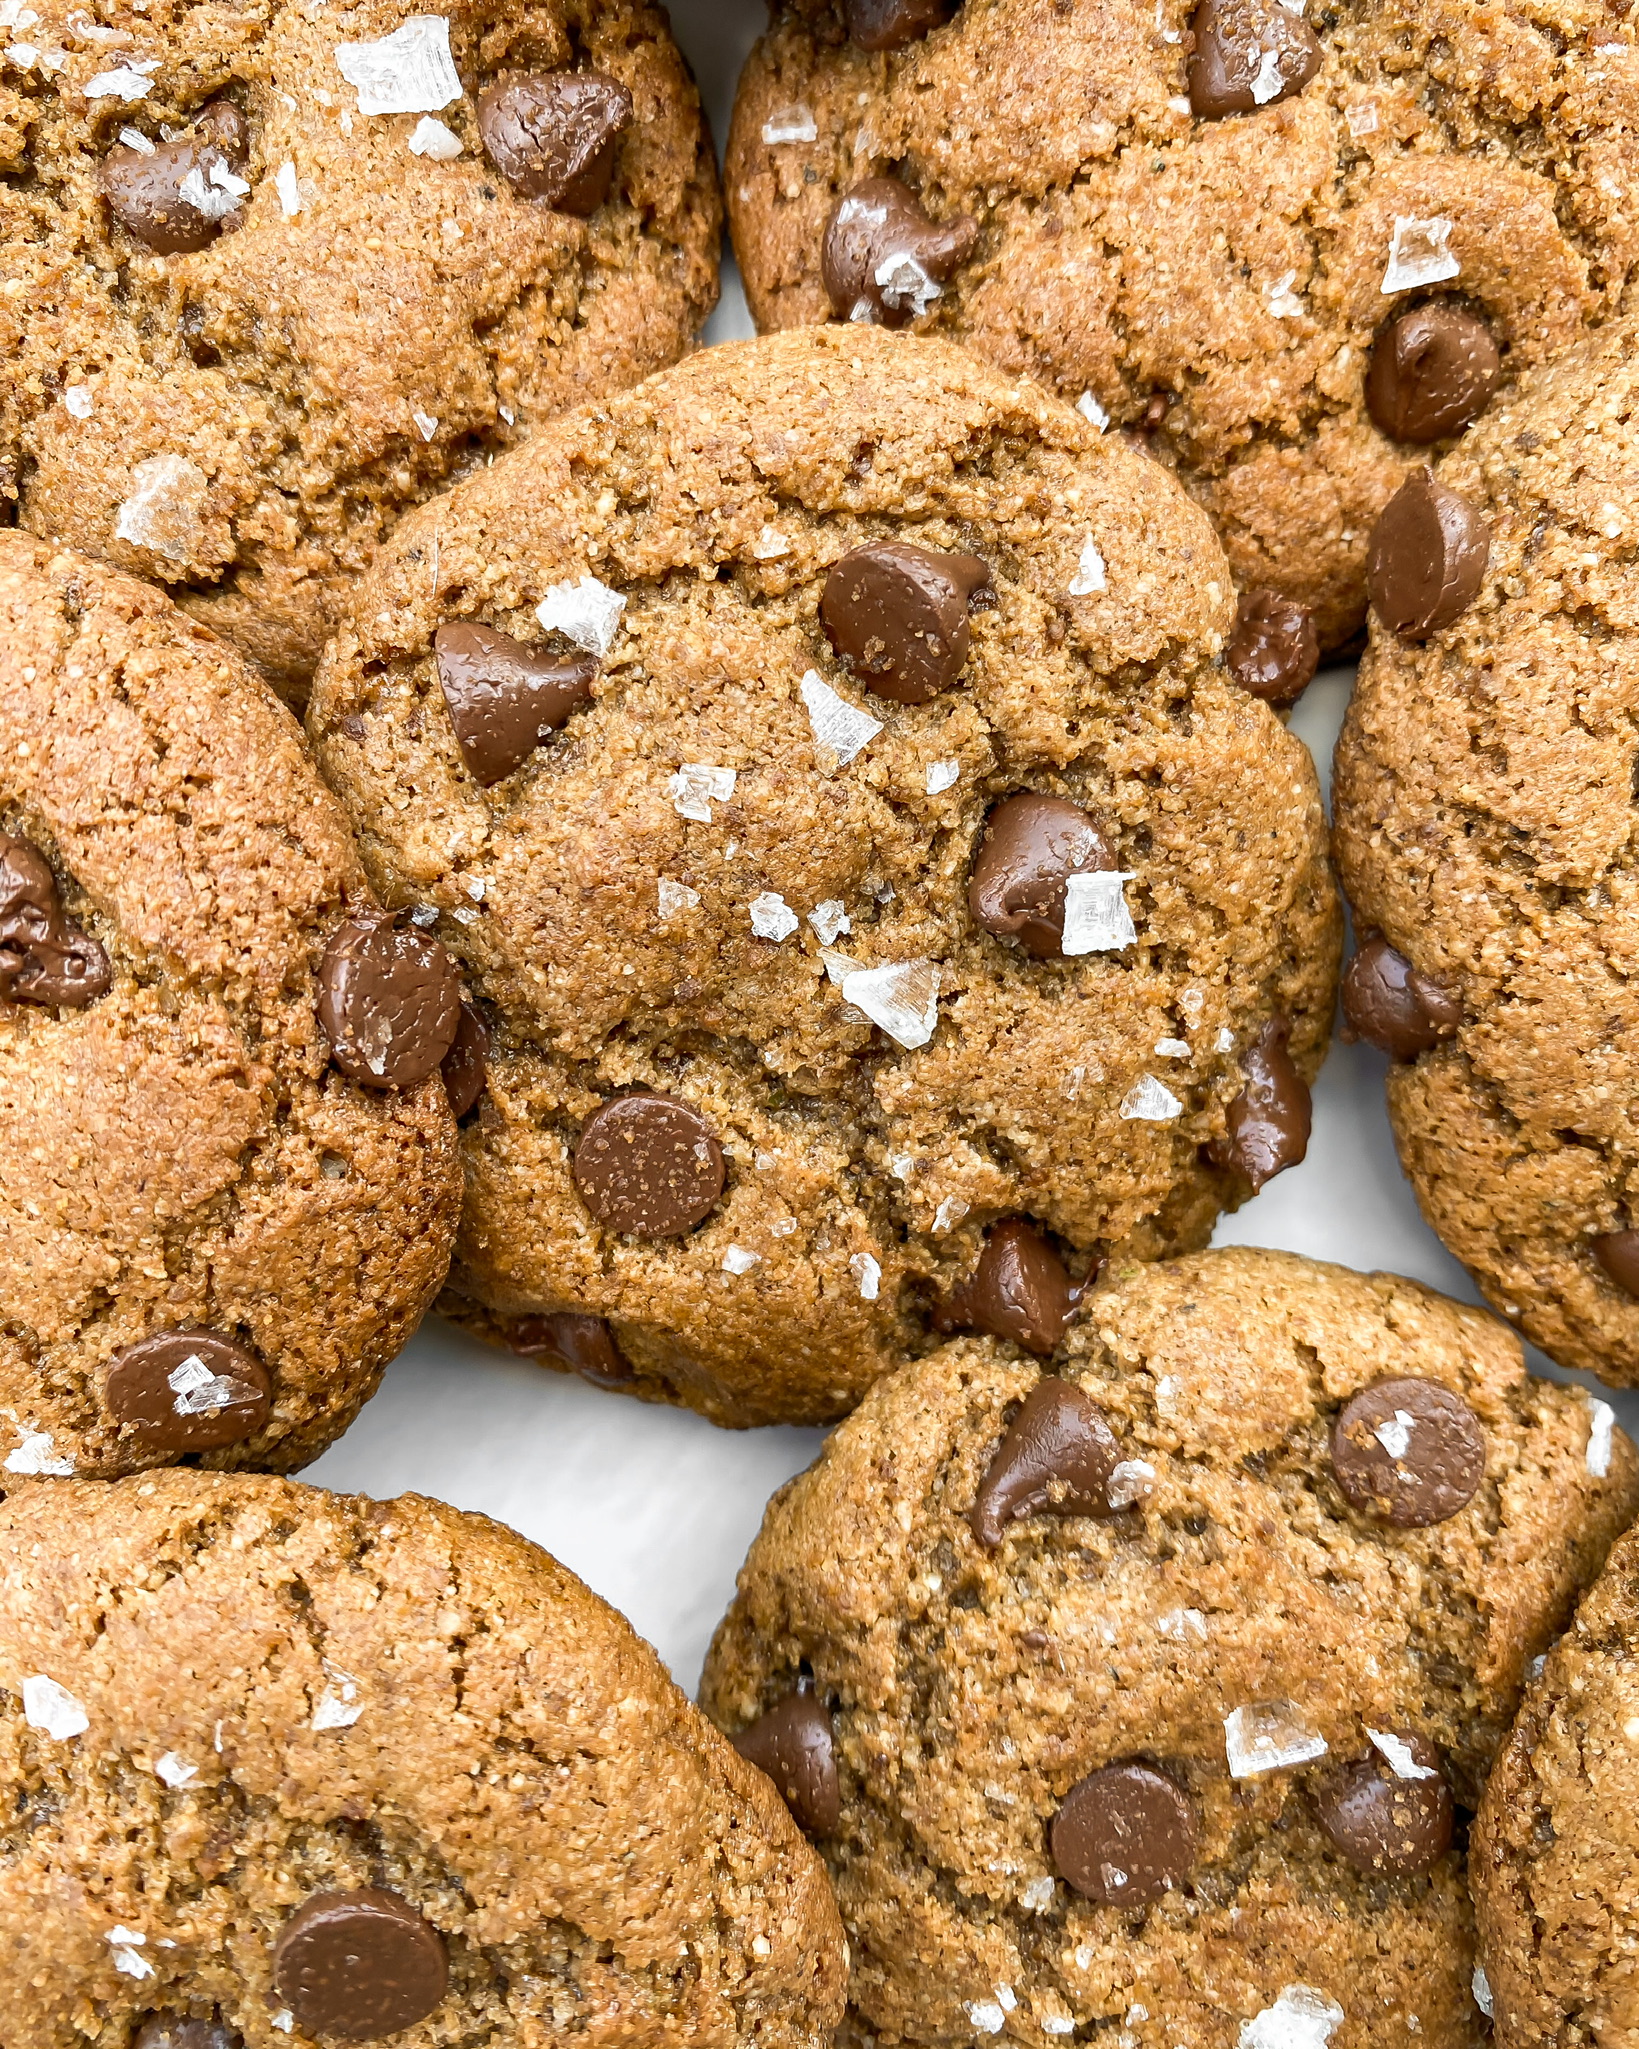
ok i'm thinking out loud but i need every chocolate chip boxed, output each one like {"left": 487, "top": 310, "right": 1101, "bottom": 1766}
{"left": 1225, "top": 589, "right": 1319, "bottom": 709}
{"left": 933, "top": 1219, "right": 1084, "bottom": 1358}
{"left": 103, "top": 1330, "right": 272, "bottom": 1454}
{"left": 100, "top": 100, "right": 249, "bottom": 255}
{"left": 969, "top": 1376, "right": 1121, "bottom": 1549}
{"left": 1186, "top": 0, "right": 1322, "bottom": 117}
{"left": 317, "top": 914, "right": 462, "bottom": 1089}
{"left": 1367, "top": 468, "right": 1491, "bottom": 639}
{"left": 1331, "top": 1376, "right": 1485, "bottom": 1527}
{"left": 441, "top": 999, "right": 490, "bottom": 1118}
{"left": 433, "top": 621, "right": 597, "bottom": 784}
{"left": 1051, "top": 1762, "right": 1199, "bottom": 1905}
{"left": 272, "top": 1888, "right": 449, "bottom": 2040}
{"left": 573, "top": 1091, "right": 725, "bottom": 1237}
{"left": 819, "top": 541, "right": 992, "bottom": 703}
{"left": 1593, "top": 1231, "right": 1639, "bottom": 1299}
{"left": 732, "top": 1690, "right": 841, "bottom": 1836}
{"left": 822, "top": 175, "right": 978, "bottom": 327}
{"left": 968, "top": 794, "right": 1118, "bottom": 957}
{"left": 1341, "top": 934, "right": 1461, "bottom": 1059}
{"left": 475, "top": 73, "right": 633, "bottom": 213}
{"left": 135, "top": 2020, "right": 244, "bottom": 2049}
{"left": 1213, "top": 1015, "right": 1310, "bottom": 1191}
{"left": 1366, "top": 305, "right": 1502, "bottom": 445}
{"left": 1315, "top": 1737, "right": 1454, "bottom": 1875}
{"left": 511, "top": 1310, "right": 633, "bottom": 1388}
{"left": 0, "top": 832, "right": 111, "bottom": 1008}
{"left": 845, "top": 0, "right": 952, "bottom": 46}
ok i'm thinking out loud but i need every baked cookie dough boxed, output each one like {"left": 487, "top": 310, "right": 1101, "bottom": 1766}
{"left": 726, "top": 0, "right": 1639, "bottom": 650}
{"left": 307, "top": 325, "right": 1340, "bottom": 1428}
{"left": 0, "top": 1469, "right": 846, "bottom": 2049}
{"left": 0, "top": 532, "right": 462, "bottom": 1479}
{"left": 0, "top": 0, "right": 720, "bottom": 695}
{"left": 701, "top": 1246, "right": 1639, "bottom": 2049}
{"left": 1334, "top": 328, "right": 1639, "bottom": 1388}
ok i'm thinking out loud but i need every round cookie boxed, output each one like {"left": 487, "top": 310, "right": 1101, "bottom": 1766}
{"left": 306, "top": 325, "right": 1340, "bottom": 1429}
{"left": 0, "top": 1468, "right": 847, "bottom": 2048}
{"left": 1334, "top": 328, "right": 1639, "bottom": 1388}
{"left": 0, "top": 0, "right": 720, "bottom": 696}
{"left": 0, "top": 532, "right": 462, "bottom": 1479}
{"left": 725, "top": 0, "right": 1639, "bottom": 651}
{"left": 700, "top": 1246, "right": 1639, "bottom": 2049}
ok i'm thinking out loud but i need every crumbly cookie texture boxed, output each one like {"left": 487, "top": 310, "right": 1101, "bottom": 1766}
{"left": 0, "top": 0, "right": 720, "bottom": 697}
{"left": 1473, "top": 1522, "right": 1639, "bottom": 2048}
{"left": 726, "top": 0, "right": 1639, "bottom": 649}
{"left": 0, "top": 533, "right": 461, "bottom": 1479}
{"left": 308, "top": 326, "right": 1340, "bottom": 1429}
{"left": 701, "top": 1246, "right": 1639, "bottom": 2049}
{"left": 1334, "top": 328, "right": 1639, "bottom": 1388}
{"left": 0, "top": 1470, "right": 846, "bottom": 2049}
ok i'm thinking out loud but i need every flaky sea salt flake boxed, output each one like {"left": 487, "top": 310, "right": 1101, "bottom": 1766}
{"left": 669, "top": 763, "right": 736, "bottom": 824}
{"left": 275, "top": 160, "right": 302, "bottom": 215}
{"left": 1373, "top": 1408, "right": 1415, "bottom": 1460}
{"left": 800, "top": 670, "right": 882, "bottom": 768}
{"left": 1107, "top": 1458, "right": 1155, "bottom": 1509}
{"left": 874, "top": 251, "right": 941, "bottom": 317}
{"left": 842, "top": 958, "right": 940, "bottom": 1050}
{"left": 722, "top": 1245, "right": 762, "bottom": 1276}
{"left": 1249, "top": 47, "right": 1286, "bottom": 103}
{"left": 1121, "top": 1074, "right": 1182, "bottom": 1121}
{"left": 1069, "top": 537, "right": 1107, "bottom": 596}
{"left": 850, "top": 1252, "right": 881, "bottom": 1300}
{"left": 752, "top": 525, "right": 791, "bottom": 560}
{"left": 64, "top": 384, "right": 93, "bottom": 418}
{"left": 657, "top": 878, "right": 699, "bottom": 919}
{"left": 933, "top": 1195, "right": 968, "bottom": 1233}
{"left": 1155, "top": 1037, "right": 1190, "bottom": 1058}
{"left": 1077, "top": 390, "right": 1110, "bottom": 430}
{"left": 1346, "top": 101, "right": 1379, "bottom": 136}
{"left": 84, "top": 56, "right": 158, "bottom": 99}
{"left": 1588, "top": 1396, "right": 1617, "bottom": 1477}
{"left": 23, "top": 1674, "right": 88, "bottom": 1739}
{"left": 312, "top": 1663, "right": 362, "bottom": 1732}
{"left": 967, "top": 2004, "right": 1006, "bottom": 2036}
{"left": 1238, "top": 1985, "right": 1345, "bottom": 2049}
{"left": 6, "top": 1428, "right": 73, "bottom": 1475}
{"left": 109, "top": 1927, "right": 153, "bottom": 1979}
{"left": 762, "top": 102, "right": 817, "bottom": 144}
{"left": 115, "top": 453, "right": 206, "bottom": 563}
{"left": 117, "top": 122, "right": 151, "bottom": 150}
{"left": 155, "top": 1751, "right": 198, "bottom": 1787}
{"left": 408, "top": 113, "right": 460, "bottom": 157}
{"left": 926, "top": 758, "right": 960, "bottom": 795}
{"left": 537, "top": 574, "right": 625, "bottom": 654}
{"left": 168, "top": 1352, "right": 247, "bottom": 1417}
{"left": 1224, "top": 1701, "right": 1328, "bottom": 1778}
{"left": 411, "top": 409, "right": 439, "bottom": 441}
{"left": 1472, "top": 1968, "right": 1493, "bottom": 2019}
{"left": 1367, "top": 1729, "right": 1438, "bottom": 1780}
{"left": 1157, "top": 1606, "right": 1208, "bottom": 1642}
{"left": 1381, "top": 214, "right": 1459, "bottom": 294}
{"left": 335, "top": 15, "right": 460, "bottom": 115}
{"left": 1062, "top": 869, "right": 1137, "bottom": 954}
{"left": 750, "top": 892, "right": 799, "bottom": 942}
{"left": 1266, "top": 269, "right": 1304, "bottom": 318}
{"left": 809, "top": 899, "right": 851, "bottom": 944}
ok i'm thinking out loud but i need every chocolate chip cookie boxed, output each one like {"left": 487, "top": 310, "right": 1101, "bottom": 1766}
{"left": 1334, "top": 327, "right": 1639, "bottom": 1389}
{"left": 700, "top": 1246, "right": 1638, "bottom": 2049}
{"left": 0, "top": 532, "right": 462, "bottom": 1479}
{"left": 306, "top": 325, "right": 1340, "bottom": 1428}
{"left": 726, "top": 0, "right": 1639, "bottom": 651}
{"left": 0, "top": 1467, "right": 846, "bottom": 2048}
{"left": 0, "top": 0, "right": 720, "bottom": 696}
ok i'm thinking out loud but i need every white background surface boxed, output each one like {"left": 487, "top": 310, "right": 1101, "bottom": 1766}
{"left": 311, "top": 0, "right": 1638, "bottom": 1697}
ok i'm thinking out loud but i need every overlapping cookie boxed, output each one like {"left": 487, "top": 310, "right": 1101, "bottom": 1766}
{"left": 702, "top": 1246, "right": 1637, "bottom": 2048}
{"left": 308, "top": 325, "right": 1339, "bottom": 1427}
{"left": 0, "top": 0, "right": 720, "bottom": 692}
{"left": 726, "top": 0, "right": 1639, "bottom": 649}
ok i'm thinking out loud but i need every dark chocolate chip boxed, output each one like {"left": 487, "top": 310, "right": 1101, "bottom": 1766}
{"left": 732, "top": 1690, "right": 841, "bottom": 1836}
{"left": 103, "top": 1330, "right": 272, "bottom": 1454}
{"left": 1367, "top": 468, "right": 1490, "bottom": 639}
{"left": 573, "top": 1091, "right": 725, "bottom": 1237}
{"left": 1051, "top": 1762, "right": 1199, "bottom": 1905}
{"left": 0, "top": 831, "right": 111, "bottom": 1008}
{"left": 433, "top": 621, "right": 597, "bottom": 784}
{"left": 968, "top": 1376, "right": 1121, "bottom": 1549}
{"left": 511, "top": 1310, "right": 633, "bottom": 1388}
{"left": 845, "top": 0, "right": 953, "bottom": 47}
{"left": 135, "top": 2020, "right": 244, "bottom": 2049}
{"left": 819, "top": 540, "right": 992, "bottom": 703}
{"left": 1213, "top": 1015, "right": 1310, "bottom": 1191}
{"left": 1331, "top": 1376, "right": 1485, "bottom": 1527}
{"left": 1366, "top": 305, "right": 1502, "bottom": 446}
{"left": 1315, "top": 1735, "right": 1454, "bottom": 1875}
{"left": 1592, "top": 1231, "right": 1639, "bottom": 1300}
{"left": 933, "top": 1219, "right": 1084, "bottom": 1358}
{"left": 1341, "top": 935, "right": 1461, "bottom": 1059}
{"left": 475, "top": 72, "right": 633, "bottom": 213}
{"left": 317, "top": 914, "right": 462, "bottom": 1089}
{"left": 822, "top": 175, "right": 978, "bottom": 327}
{"left": 1186, "top": 0, "right": 1322, "bottom": 118}
{"left": 441, "top": 999, "right": 490, "bottom": 1118}
{"left": 968, "top": 793, "right": 1118, "bottom": 958}
{"left": 272, "top": 1888, "right": 449, "bottom": 2040}
{"left": 1225, "top": 589, "right": 1319, "bottom": 709}
{"left": 100, "top": 100, "right": 249, "bottom": 255}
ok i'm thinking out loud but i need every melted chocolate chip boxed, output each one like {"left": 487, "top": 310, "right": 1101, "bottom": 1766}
{"left": 845, "top": 0, "right": 953, "bottom": 47}
{"left": 1367, "top": 468, "right": 1490, "bottom": 639}
{"left": 1331, "top": 1376, "right": 1485, "bottom": 1527}
{"left": 968, "top": 794, "right": 1118, "bottom": 957}
{"left": 103, "top": 1330, "right": 272, "bottom": 1454}
{"left": 476, "top": 72, "right": 633, "bottom": 213}
{"left": 433, "top": 621, "right": 597, "bottom": 784}
{"left": 933, "top": 1219, "right": 1084, "bottom": 1358}
{"left": 272, "top": 1888, "right": 449, "bottom": 2040}
{"left": 317, "top": 915, "right": 462, "bottom": 1089}
{"left": 441, "top": 1000, "right": 490, "bottom": 1118}
{"left": 135, "top": 2020, "right": 244, "bottom": 2049}
{"left": 101, "top": 100, "right": 248, "bottom": 255}
{"left": 1213, "top": 1016, "right": 1310, "bottom": 1191}
{"left": 1186, "top": 0, "right": 1322, "bottom": 117}
{"left": 1225, "top": 589, "right": 1319, "bottom": 709}
{"left": 1366, "top": 305, "right": 1502, "bottom": 446}
{"left": 1592, "top": 1230, "right": 1639, "bottom": 1300}
{"left": 733, "top": 1690, "right": 841, "bottom": 1835}
{"left": 1315, "top": 1736, "right": 1454, "bottom": 1875}
{"left": 573, "top": 1091, "right": 725, "bottom": 1237}
{"left": 0, "top": 831, "right": 111, "bottom": 1008}
{"left": 511, "top": 1310, "right": 633, "bottom": 1388}
{"left": 822, "top": 175, "right": 978, "bottom": 327}
{"left": 969, "top": 1376, "right": 1121, "bottom": 1549}
{"left": 819, "top": 541, "right": 992, "bottom": 703}
{"left": 1051, "top": 1762, "right": 1199, "bottom": 1904}
{"left": 1341, "top": 935, "right": 1461, "bottom": 1059}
